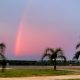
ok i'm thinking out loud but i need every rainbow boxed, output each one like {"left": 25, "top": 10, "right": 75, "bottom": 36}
{"left": 15, "top": 15, "right": 25, "bottom": 56}
{"left": 14, "top": 0, "right": 28, "bottom": 56}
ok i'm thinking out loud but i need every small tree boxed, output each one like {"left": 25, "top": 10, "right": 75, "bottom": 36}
{"left": 0, "top": 43, "right": 7, "bottom": 72}
{"left": 41, "top": 48, "right": 66, "bottom": 70}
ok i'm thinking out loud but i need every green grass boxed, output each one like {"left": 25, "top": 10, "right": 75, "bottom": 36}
{"left": 0, "top": 69, "right": 79, "bottom": 77}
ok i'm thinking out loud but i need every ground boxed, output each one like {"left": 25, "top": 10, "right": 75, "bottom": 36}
{"left": 0, "top": 75, "right": 80, "bottom": 80}
{"left": 0, "top": 66, "right": 80, "bottom": 80}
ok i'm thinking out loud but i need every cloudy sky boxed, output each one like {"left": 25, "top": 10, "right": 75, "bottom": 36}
{"left": 0, "top": 0, "right": 80, "bottom": 60}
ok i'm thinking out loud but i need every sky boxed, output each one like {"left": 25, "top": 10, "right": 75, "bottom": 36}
{"left": 0, "top": 0, "right": 80, "bottom": 60}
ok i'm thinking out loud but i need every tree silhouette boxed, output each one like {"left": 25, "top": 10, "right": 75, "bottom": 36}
{"left": 73, "top": 43, "right": 80, "bottom": 60}
{"left": 0, "top": 43, "right": 7, "bottom": 72}
{"left": 41, "top": 48, "right": 66, "bottom": 70}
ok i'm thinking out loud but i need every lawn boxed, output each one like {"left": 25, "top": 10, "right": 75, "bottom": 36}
{"left": 0, "top": 69, "right": 79, "bottom": 77}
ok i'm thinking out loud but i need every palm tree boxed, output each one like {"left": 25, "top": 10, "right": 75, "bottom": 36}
{"left": 0, "top": 43, "right": 7, "bottom": 72}
{"left": 41, "top": 48, "right": 66, "bottom": 70}
{"left": 73, "top": 43, "right": 80, "bottom": 60}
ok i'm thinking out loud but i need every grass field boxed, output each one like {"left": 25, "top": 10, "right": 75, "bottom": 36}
{"left": 0, "top": 69, "right": 79, "bottom": 77}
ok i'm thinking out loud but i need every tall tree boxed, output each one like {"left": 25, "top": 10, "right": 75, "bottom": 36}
{"left": 41, "top": 48, "right": 66, "bottom": 70}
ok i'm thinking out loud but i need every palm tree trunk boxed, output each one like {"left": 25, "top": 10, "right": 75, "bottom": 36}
{"left": 54, "top": 58, "right": 56, "bottom": 70}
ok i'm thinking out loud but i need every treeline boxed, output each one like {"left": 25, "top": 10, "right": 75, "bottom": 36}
{"left": 0, "top": 60, "right": 80, "bottom": 66}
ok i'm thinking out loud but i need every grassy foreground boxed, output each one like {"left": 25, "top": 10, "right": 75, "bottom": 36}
{"left": 0, "top": 69, "right": 79, "bottom": 77}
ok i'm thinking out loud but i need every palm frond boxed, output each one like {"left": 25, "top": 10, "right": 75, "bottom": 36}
{"left": 57, "top": 55, "right": 66, "bottom": 62}
{"left": 73, "top": 51, "right": 80, "bottom": 60}
{"left": 46, "top": 48, "right": 54, "bottom": 54}
{"left": 76, "top": 43, "right": 80, "bottom": 49}
{"left": 55, "top": 48, "right": 63, "bottom": 56}
{"left": 0, "top": 43, "right": 6, "bottom": 54}
{"left": 55, "top": 48, "right": 62, "bottom": 54}
{"left": 0, "top": 43, "right": 6, "bottom": 48}
{"left": 41, "top": 53, "right": 47, "bottom": 61}
{"left": 41, "top": 52, "right": 51, "bottom": 61}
